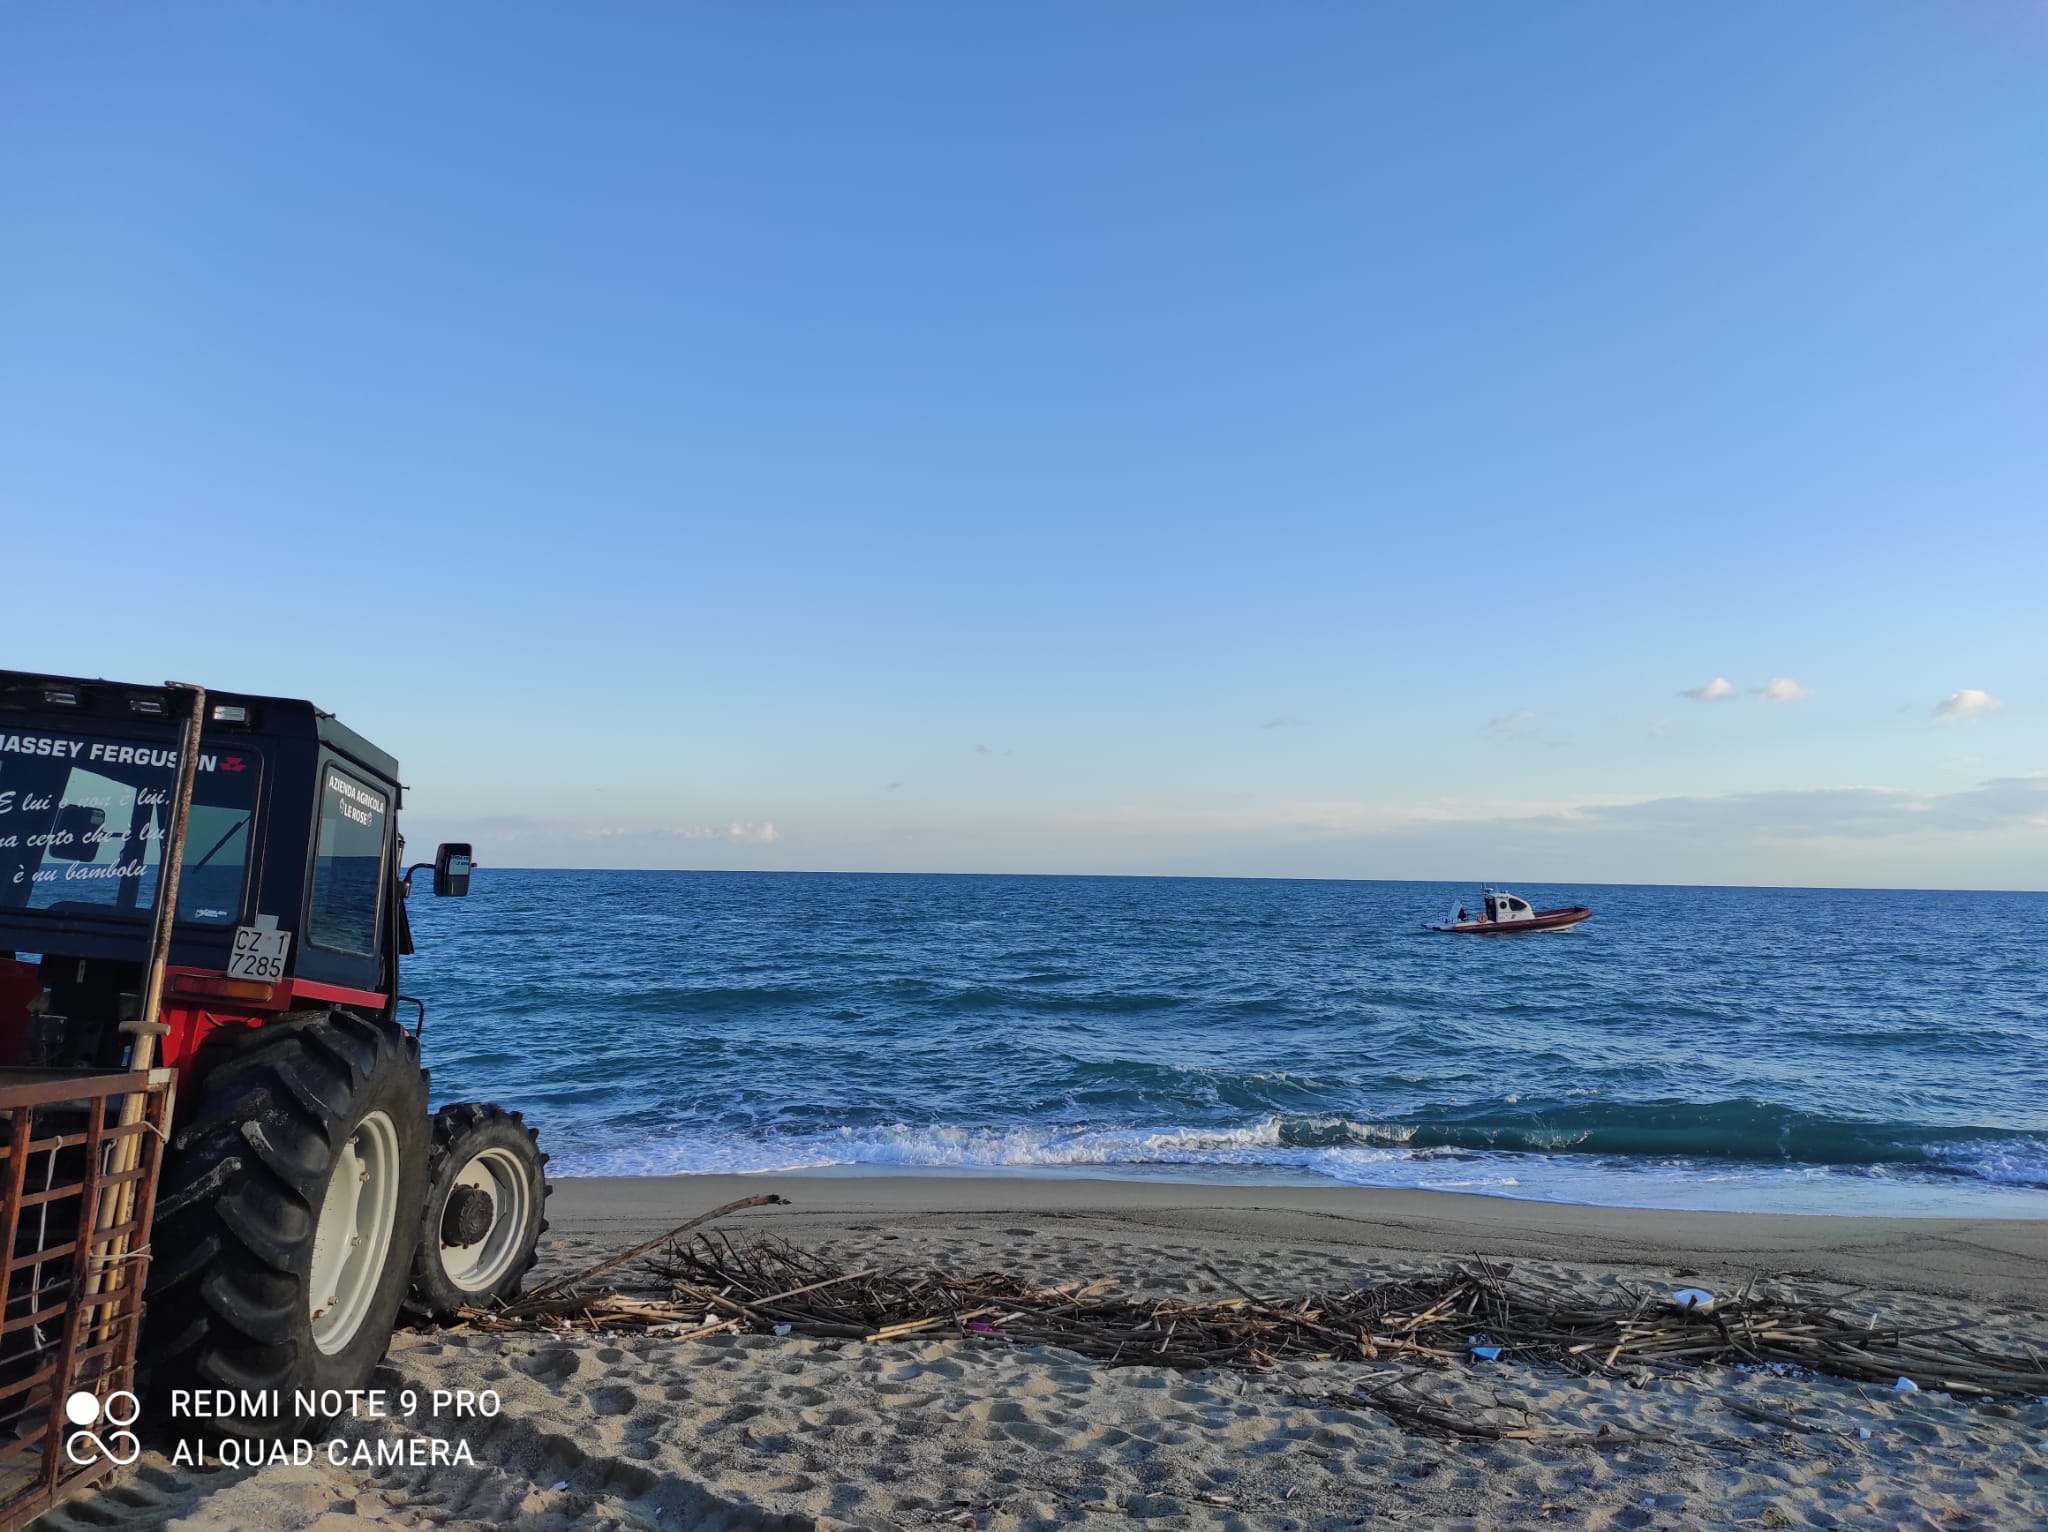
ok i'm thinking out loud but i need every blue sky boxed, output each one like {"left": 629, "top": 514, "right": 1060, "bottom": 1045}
{"left": 5, "top": 4, "right": 2043, "bottom": 887}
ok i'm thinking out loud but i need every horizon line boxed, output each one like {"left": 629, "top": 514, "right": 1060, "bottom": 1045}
{"left": 461, "top": 867, "right": 2046, "bottom": 896}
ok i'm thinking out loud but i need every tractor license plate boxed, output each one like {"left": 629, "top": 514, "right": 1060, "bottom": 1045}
{"left": 228, "top": 918, "right": 291, "bottom": 983}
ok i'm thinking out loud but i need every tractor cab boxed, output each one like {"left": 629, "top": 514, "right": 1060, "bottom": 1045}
{"left": 0, "top": 670, "right": 467, "bottom": 1078}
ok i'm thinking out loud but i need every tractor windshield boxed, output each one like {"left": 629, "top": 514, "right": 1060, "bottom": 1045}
{"left": 0, "top": 725, "right": 261, "bottom": 926}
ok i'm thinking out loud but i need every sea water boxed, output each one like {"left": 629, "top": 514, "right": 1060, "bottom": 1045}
{"left": 407, "top": 871, "right": 2047, "bottom": 1216}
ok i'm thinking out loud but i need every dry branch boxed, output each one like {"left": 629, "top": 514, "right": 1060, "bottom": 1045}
{"left": 515, "top": 1193, "right": 789, "bottom": 1308}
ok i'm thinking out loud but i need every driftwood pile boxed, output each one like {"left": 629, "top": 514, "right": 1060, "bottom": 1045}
{"left": 475, "top": 1196, "right": 2048, "bottom": 1413}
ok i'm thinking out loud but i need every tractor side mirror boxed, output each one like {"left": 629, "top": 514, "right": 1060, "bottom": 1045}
{"left": 433, "top": 843, "right": 473, "bottom": 897}
{"left": 48, "top": 804, "right": 106, "bottom": 862}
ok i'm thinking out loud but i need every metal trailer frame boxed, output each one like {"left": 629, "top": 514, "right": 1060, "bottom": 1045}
{"left": 0, "top": 1067, "right": 176, "bottom": 1530}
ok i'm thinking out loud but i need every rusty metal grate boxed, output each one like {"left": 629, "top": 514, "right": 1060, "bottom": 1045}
{"left": 0, "top": 1068, "right": 175, "bottom": 1531}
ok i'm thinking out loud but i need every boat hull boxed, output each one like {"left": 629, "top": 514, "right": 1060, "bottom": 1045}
{"left": 1429, "top": 906, "right": 1592, "bottom": 935}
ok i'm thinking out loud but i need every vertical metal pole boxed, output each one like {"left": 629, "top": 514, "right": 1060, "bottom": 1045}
{"left": 0, "top": 1105, "right": 30, "bottom": 1474}
{"left": 47, "top": 1093, "right": 108, "bottom": 1496}
{"left": 0, "top": 1106, "right": 30, "bottom": 1332}
{"left": 90, "top": 683, "right": 205, "bottom": 1344}
{"left": 115, "top": 1075, "right": 176, "bottom": 1394}
{"left": 128, "top": 682, "right": 206, "bottom": 1077}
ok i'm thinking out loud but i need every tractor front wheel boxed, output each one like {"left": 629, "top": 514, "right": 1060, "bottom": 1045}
{"left": 143, "top": 1010, "right": 428, "bottom": 1438}
{"left": 406, "top": 1102, "right": 549, "bottom": 1320}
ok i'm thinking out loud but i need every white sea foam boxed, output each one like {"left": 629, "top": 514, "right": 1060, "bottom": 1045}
{"left": 556, "top": 1120, "right": 2048, "bottom": 1216}
{"left": 565, "top": 1116, "right": 1450, "bottom": 1180}
{"left": 1923, "top": 1137, "right": 2048, "bottom": 1189}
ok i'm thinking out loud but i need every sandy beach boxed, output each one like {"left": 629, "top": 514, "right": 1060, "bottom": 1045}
{"left": 52, "top": 1175, "right": 2048, "bottom": 1531}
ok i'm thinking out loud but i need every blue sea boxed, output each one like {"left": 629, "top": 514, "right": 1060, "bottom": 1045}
{"left": 406, "top": 872, "right": 2048, "bottom": 1216}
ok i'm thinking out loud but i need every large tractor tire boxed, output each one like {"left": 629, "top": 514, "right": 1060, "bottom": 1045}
{"left": 405, "top": 1102, "right": 549, "bottom": 1320}
{"left": 143, "top": 1009, "right": 428, "bottom": 1439}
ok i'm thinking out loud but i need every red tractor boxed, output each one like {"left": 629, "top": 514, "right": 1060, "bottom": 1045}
{"left": 0, "top": 670, "right": 547, "bottom": 1444}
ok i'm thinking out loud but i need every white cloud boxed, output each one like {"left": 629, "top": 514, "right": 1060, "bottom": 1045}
{"left": 1934, "top": 688, "right": 2002, "bottom": 722}
{"left": 595, "top": 821, "right": 780, "bottom": 844}
{"left": 1754, "top": 677, "right": 1812, "bottom": 703}
{"left": 1045, "top": 776, "right": 2048, "bottom": 887}
{"left": 1681, "top": 677, "right": 1735, "bottom": 702}
{"left": 1054, "top": 793, "right": 1610, "bottom": 840}
{"left": 1488, "top": 708, "right": 1536, "bottom": 735}
{"left": 1260, "top": 716, "right": 1305, "bottom": 730}
{"left": 1049, "top": 776, "right": 2048, "bottom": 852}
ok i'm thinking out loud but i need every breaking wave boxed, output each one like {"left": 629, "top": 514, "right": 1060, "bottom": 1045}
{"left": 558, "top": 1102, "right": 2048, "bottom": 1201}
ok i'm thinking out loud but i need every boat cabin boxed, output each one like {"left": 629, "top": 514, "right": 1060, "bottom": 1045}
{"left": 1483, "top": 888, "right": 1535, "bottom": 924}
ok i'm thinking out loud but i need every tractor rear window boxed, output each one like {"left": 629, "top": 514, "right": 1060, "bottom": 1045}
{"left": 0, "top": 727, "right": 260, "bottom": 925}
{"left": 309, "top": 766, "right": 388, "bottom": 954}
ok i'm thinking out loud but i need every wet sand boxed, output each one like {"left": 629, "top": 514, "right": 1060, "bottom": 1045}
{"left": 550, "top": 1173, "right": 2048, "bottom": 1304}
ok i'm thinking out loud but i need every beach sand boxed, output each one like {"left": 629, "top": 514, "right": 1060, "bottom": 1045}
{"left": 49, "top": 1176, "right": 2048, "bottom": 1531}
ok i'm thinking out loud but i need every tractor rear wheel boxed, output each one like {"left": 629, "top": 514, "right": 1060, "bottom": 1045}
{"left": 143, "top": 1009, "right": 428, "bottom": 1438}
{"left": 405, "top": 1102, "right": 549, "bottom": 1320}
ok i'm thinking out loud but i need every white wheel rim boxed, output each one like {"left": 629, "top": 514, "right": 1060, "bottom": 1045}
{"left": 309, "top": 1110, "right": 401, "bottom": 1355}
{"left": 437, "top": 1146, "right": 532, "bottom": 1292}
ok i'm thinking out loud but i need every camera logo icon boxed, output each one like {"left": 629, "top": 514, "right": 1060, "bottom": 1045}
{"left": 63, "top": 1389, "right": 142, "bottom": 1466}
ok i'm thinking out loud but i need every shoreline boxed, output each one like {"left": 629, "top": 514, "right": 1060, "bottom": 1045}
{"left": 551, "top": 1154, "right": 2048, "bottom": 1222}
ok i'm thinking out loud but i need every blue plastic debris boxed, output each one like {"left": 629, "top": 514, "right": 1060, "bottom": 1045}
{"left": 1893, "top": 1376, "right": 1918, "bottom": 1393}
{"left": 1467, "top": 1333, "right": 1505, "bottom": 1361}
{"left": 1671, "top": 1287, "right": 1715, "bottom": 1311}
